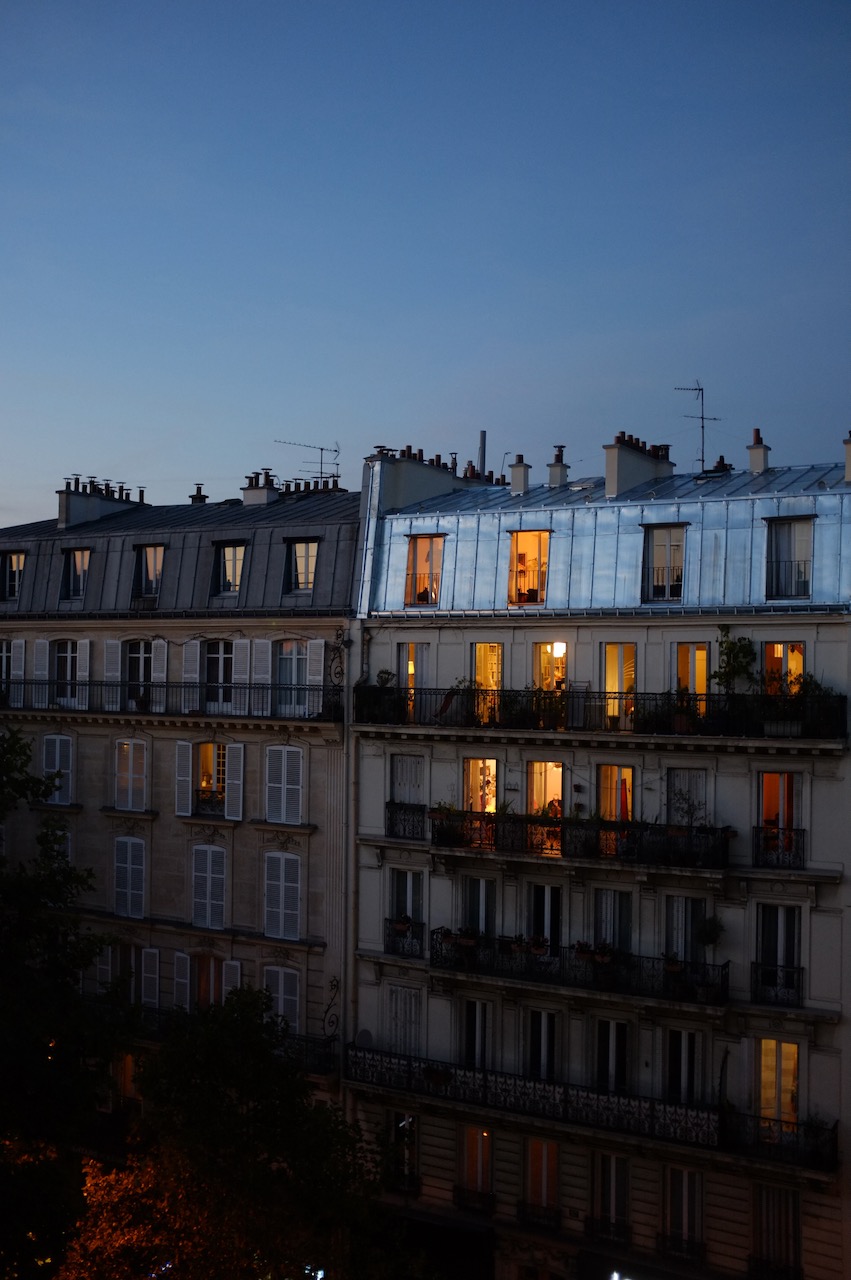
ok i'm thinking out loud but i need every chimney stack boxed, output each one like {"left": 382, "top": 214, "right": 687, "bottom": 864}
{"left": 603, "top": 433, "right": 675, "bottom": 498}
{"left": 189, "top": 484, "right": 207, "bottom": 505}
{"left": 548, "top": 445, "right": 569, "bottom": 488}
{"left": 510, "top": 454, "right": 531, "bottom": 496}
{"left": 747, "top": 428, "right": 771, "bottom": 474}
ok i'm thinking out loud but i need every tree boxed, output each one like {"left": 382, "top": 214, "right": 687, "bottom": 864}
{"left": 58, "top": 988, "right": 388, "bottom": 1280}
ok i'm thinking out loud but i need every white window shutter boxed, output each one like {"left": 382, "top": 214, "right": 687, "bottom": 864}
{"left": 10, "top": 639, "right": 25, "bottom": 708}
{"left": 224, "top": 743, "right": 244, "bottom": 821}
{"left": 104, "top": 639, "right": 122, "bottom": 712}
{"left": 129, "top": 837, "right": 144, "bottom": 916}
{"left": 173, "top": 952, "right": 191, "bottom": 1010}
{"left": 265, "top": 965, "right": 282, "bottom": 1014}
{"left": 182, "top": 640, "right": 201, "bottom": 712}
{"left": 282, "top": 854, "right": 300, "bottom": 940}
{"left": 266, "top": 746, "right": 284, "bottom": 823}
{"left": 284, "top": 747, "right": 303, "bottom": 824}
{"left": 151, "top": 639, "right": 168, "bottom": 712}
{"left": 76, "top": 640, "right": 90, "bottom": 710}
{"left": 222, "top": 960, "right": 241, "bottom": 1001}
{"left": 280, "top": 968, "right": 299, "bottom": 1032}
{"left": 265, "top": 853, "right": 282, "bottom": 937}
{"left": 192, "top": 846, "right": 209, "bottom": 926}
{"left": 132, "top": 740, "right": 146, "bottom": 811}
{"left": 306, "top": 639, "right": 325, "bottom": 714}
{"left": 34, "top": 638, "right": 49, "bottom": 708}
{"left": 141, "top": 948, "right": 159, "bottom": 1007}
{"left": 252, "top": 639, "right": 272, "bottom": 716}
{"left": 209, "top": 847, "right": 225, "bottom": 929}
{"left": 115, "top": 838, "right": 130, "bottom": 915}
{"left": 232, "top": 639, "right": 251, "bottom": 714}
{"left": 175, "top": 741, "right": 193, "bottom": 816}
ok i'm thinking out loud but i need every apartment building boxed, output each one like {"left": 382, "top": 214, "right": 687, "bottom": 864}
{"left": 347, "top": 433, "right": 851, "bottom": 1280}
{"left": 0, "top": 468, "right": 360, "bottom": 1093}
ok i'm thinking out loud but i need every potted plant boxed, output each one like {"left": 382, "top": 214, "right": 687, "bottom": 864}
{"left": 572, "top": 939, "right": 594, "bottom": 957}
{"left": 393, "top": 914, "right": 413, "bottom": 935}
{"left": 592, "top": 940, "right": 615, "bottom": 964}
{"left": 661, "top": 950, "right": 684, "bottom": 973}
{"left": 529, "top": 935, "right": 549, "bottom": 956}
{"left": 457, "top": 925, "right": 481, "bottom": 947}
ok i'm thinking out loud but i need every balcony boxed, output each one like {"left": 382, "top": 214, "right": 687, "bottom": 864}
{"left": 353, "top": 685, "right": 846, "bottom": 740}
{"left": 750, "top": 962, "right": 804, "bottom": 1008}
{"left": 345, "top": 1044, "right": 838, "bottom": 1171}
{"left": 517, "top": 1201, "right": 561, "bottom": 1231}
{"left": 766, "top": 558, "right": 811, "bottom": 600}
{"left": 585, "top": 1217, "right": 631, "bottom": 1246}
{"left": 657, "top": 1234, "right": 705, "bottom": 1264}
{"left": 1, "top": 680, "right": 343, "bottom": 721}
{"left": 452, "top": 1186, "right": 496, "bottom": 1216}
{"left": 429, "top": 929, "right": 730, "bottom": 1006}
{"left": 752, "top": 826, "right": 806, "bottom": 870}
{"left": 385, "top": 801, "right": 428, "bottom": 841}
{"left": 384, "top": 917, "right": 427, "bottom": 959}
{"left": 429, "top": 810, "right": 731, "bottom": 870}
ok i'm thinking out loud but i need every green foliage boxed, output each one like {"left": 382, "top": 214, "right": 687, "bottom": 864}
{"left": 709, "top": 625, "right": 757, "bottom": 692}
{"left": 0, "top": 727, "right": 55, "bottom": 819}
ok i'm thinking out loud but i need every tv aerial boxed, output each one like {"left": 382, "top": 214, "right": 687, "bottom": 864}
{"left": 274, "top": 438, "right": 341, "bottom": 484}
{"left": 674, "top": 381, "right": 721, "bottom": 472}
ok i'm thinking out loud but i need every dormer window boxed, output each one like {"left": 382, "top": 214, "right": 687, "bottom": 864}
{"left": 284, "top": 541, "right": 318, "bottom": 594}
{"left": 643, "top": 525, "right": 684, "bottom": 601}
{"left": 406, "top": 535, "right": 443, "bottom": 606}
{"left": 1, "top": 552, "right": 25, "bottom": 601}
{"left": 766, "top": 519, "right": 812, "bottom": 599}
{"left": 62, "top": 549, "right": 90, "bottom": 600}
{"left": 215, "top": 544, "right": 245, "bottom": 595}
{"left": 135, "top": 545, "right": 164, "bottom": 598}
{"left": 508, "top": 532, "right": 548, "bottom": 606}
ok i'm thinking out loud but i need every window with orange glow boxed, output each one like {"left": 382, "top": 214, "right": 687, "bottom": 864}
{"left": 463, "top": 1126, "right": 492, "bottom": 1192}
{"left": 405, "top": 535, "right": 443, "bottom": 605}
{"left": 527, "top": 1138, "right": 558, "bottom": 1208}
{"left": 508, "top": 531, "right": 549, "bottom": 605}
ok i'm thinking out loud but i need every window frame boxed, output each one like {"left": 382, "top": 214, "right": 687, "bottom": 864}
{"left": 642, "top": 524, "right": 685, "bottom": 601}
{"left": 62, "top": 548, "right": 90, "bottom": 600}
{"left": 283, "top": 540, "right": 319, "bottom": 594}
{"left": 765, "top": 518, "right": 813, "bottom": 600}
{"left": 43, "top": 733, "right": 73, "bottom": 805}
{"left": 214, "top": 543, "right": 246, "bottom": 595}
{"left": 134, "top": 544, "right": 164, "bottom": 598}
{"left": 507, "top": 530, "right": 549, "bottom": 606}
{"left": 405, "top": 534, "right": 444, "bottom": 606}
{"left": 264, "top": 851, "right": 301, "bottom": 940}
{"left": 115, "top": 837, "right": 145, "bottom": 919}
{"left": 1, "top": 551, "right": 25, "bottom": 601}
{"left": 264, "top": 965, "right": 299, "bottom": 1031}
{"left": 114, "top": 738, "right": 147, "bottom": 811}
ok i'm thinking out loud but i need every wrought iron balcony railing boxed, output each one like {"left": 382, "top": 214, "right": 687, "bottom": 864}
{"left": 657, "top": 1234, "right": 706, "bottom": 1264}
{"left": 345, "top": 1043, "right": 838, "bottom": 1171}
{"left": 428, "top": 810, "right": 731, "bottom": 870}
{"left": 585, "top": 1217, "right": 632, "bottom": 1245}
{"left": 352, "top": 685, "right": 847, "bottom": 740}
{"left": 517, "top": 1201, "right": 561, "bottom": 1231}
{"left": 429, "top": 929, "right": 730, "bottom": 1006}
{"left": 752, "top": 826, "right": 806, "bottom": 870}
{"left": 384, "top": 918, "right": 427, "bottom": 959}
{"left": 385, "top": 801, "right": 428, "bottom": 841}
{"left": 766, "top": 558, "right": 811, "bottom": 600}
{"left": 751, "top": 962, "right": 804, "bottom": 1008}
{"left": 452, "top": 1186, "right": 496, "bottom": 1216}
{"left": 0, "top": 680, "right": 343, "bottom": 721}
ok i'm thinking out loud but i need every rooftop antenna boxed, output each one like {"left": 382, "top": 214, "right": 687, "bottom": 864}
{"left": 274, "top": 438, "right": 341, "bottom": 484}
{"left": 674, "top": 380, "right": 721, "bottom": 472}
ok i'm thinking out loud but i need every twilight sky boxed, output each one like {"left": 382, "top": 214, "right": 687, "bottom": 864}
{"left": 2, "top": 0, "right": 849, "bottom": 523}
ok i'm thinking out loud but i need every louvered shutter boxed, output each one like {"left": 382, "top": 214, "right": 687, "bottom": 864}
{"left": 209, "top": 846, "right": 225, "bottom": 929}
{"left": 224, "top": 743, "right": 243, "bottom": 821}
{"left": 265, "top": 853, "right": 282, "bottom": 937}
{"left": 232, "top": 639, "right": 251, "bottom": 714}
{"left": 280, "top": 969, "right": 299, "bottom": 1031}
{"left": 104, "top": 639, "right": 122, "bottom": 711}
{"left": 282, "top": 855, "right": 300, "bottom": 939}
{"left": 388, "top": 985, "right": 421, "bottom": 1057}
{"left": 115, "top": 838, "right": 130, "bottom": 916}
{"left": 284, "top": 747, "right": 303, "bottom": 824}
{"left": 33, "top": 638, "right": 49, "bottom": 708}
{"left": 192, "top": 847, "right": 209, "bottom": 926}
{"left": 252, "top": 639, "right": 272, "bottom": 716}
{"left": 265, "top": 964, "right": 282, "bottom": 1013}
{"left": 76, "top": 640, "right": 90, "bottom": 709}
{"left": 266, "top": 746, "right": 284, "bottom": 823}
{"left": 222, "top": 960, "right": 241, "bottom": 1001}
{"left": 10, "top": 639, "right": 25, "bottom": 708}
{"left": 175, "top": 741, "right": 193, "bottom": 816}
{"left": 44, "top": 735, "right": 72, "bottom": 804}
{"left": 141, "top": 948, "right": 159, "bottom": 1007}
{"left": 173, "top": 952, "right": 191, "bottom": 1010}
{"left": 306, "top": 639, "right": 325, "bottom": 715}
{"left": 182, "top": 640, "right": 201, "bottom": 712}
{"left": 151, "top": 639, "right": 168, "bottom": 712}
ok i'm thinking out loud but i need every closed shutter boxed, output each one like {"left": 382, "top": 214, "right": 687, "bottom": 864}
{"left": 151, "top": 639, "right": 168, "bottom": 712}
{"left": 222, "top": 960, "right": 241, "bottom": 1001}
{"left": 115, "top": 838, "right": 144, "bottom": 918}
{"left": 265, "top": 965, "right": 299, "bottom": 1029}
{"left": 44, "top": 735, "right": 72, "bottom": 804}
{"left": 282, "top": 854, "right": 300, "bottom": 939}
{"left": 103, "top": 639, "right": 122, "bottom": 711}
{"left": 265, "top": 853, "right": 282, "bottom": 937}
{"left": 192, "top": 846, "right": 209, "bottom": 926}
{"left": 9, "top": 639, "right": 25, "bottom": 708}
{"left": 232, "top": 639, "right": 251, "bottom": 714}
{"left": 306, "top": 639, "right": 325, "bottom": 715}
{"left": 182, "top": 640, "right": 201, "bottom": 712}
{"left": 141, "top": 948, "right": 159, "bottom": 1007}
{"left": 173, "top": 952, "right": 191, "bottom": 1010}
{"left": 33, "top": 638, "right": 49, "bottom": 708}
{"left": 209, "top": 847, "right": 225, "bottom": 929}
{"left": 76, "top": 640, "right": 90, "bottom": 710}
{"left": 387, "top": 985, "right": 421, "bottom": 1057}
{"left": 284, "top": 747, "right": 303, "bottom": 824}
{"left": 224, "top": 743, "right": 244, "bottom": 821}
{"left": 391, "top": 754, "right": 424, "bottom": 804}
{"left": 266, "top": 746, "right": 284, "bottom": 823}
{"left": 252, "top": 639, "right": 272, "bottom": 716}
{"left": 175, "top": 741, "right": 193, "bottom": 816}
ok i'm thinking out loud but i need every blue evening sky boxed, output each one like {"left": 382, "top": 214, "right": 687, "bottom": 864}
{"left": 2, "top": 0, "right": 849, "bottom": 522}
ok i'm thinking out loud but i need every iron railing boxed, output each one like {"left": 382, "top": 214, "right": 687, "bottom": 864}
{"left": 656, "top": 1234, "right": 706, "bottom": 1264}
{"left": 752, "top": 826, "right": 806, "bottom": 870}
{"left": 384, "top": 918, "right": 427, "bottom": 959}
{"left": 0, "top": 680, "right": 343, "bottom": 721}
{"left": 750, "top": 962, "right": 804, "bottom": 1008}
{"left": 517, "top": 1201, "right": 561, "bottom": 1231}
{"left": 352, "top": 685, "right": 847, "bottom": 739}
{"left": 747, "top": 1259, "right": 804, "bottom": 1280}
{"left": 429, "top": 929, "right": 730, "bottom": 1005}
{"left": 345, "top": 1044, "right": 838, "bottom": 1170}
{"left": 385, "top": 801, "right": 428, "bottom": 841}
{"left": 428, "top": 810, "right": 731, "bottom": 870}
{"left": 766, "top": 559, "right": 811, "bottom": 599}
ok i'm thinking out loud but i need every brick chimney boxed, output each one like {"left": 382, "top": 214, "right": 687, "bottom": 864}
{"left": 547, "top": 446, "right": 569, "bottom": 488}
{"left": 241, "top": 468, "right": 280, "bottom": 505}
{"left": 603, "top": 434, "right": 674, "bottom": 498}
{"left": 510, "top": 454, "right": 531, "bottom": 495}
{"left": 747, "top": 428, "right": 771, "bottom": 474}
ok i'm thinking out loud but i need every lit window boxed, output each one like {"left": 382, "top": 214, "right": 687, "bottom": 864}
{"left": 463, "top": 757, "right": 496, "bottom": 813}
{"left": 216, "top": 545, "right": 244, "bottom": 594}
{"left": 115, "top": 739, "right": 146, "bottom": 810}
{"left": 766, "top": 520, "right": 812, "bottom": 598}
{"left": 763, "top": 641, "right": 804, "bottom": 691}
{"left": 1, "top": 552, "right": 25, "bottom": 601}
{"left": 284, "top": 541, "right": 318, "bottom": 593}
{"left": 175, "top": 741, "right": 244, "bottom": 821}
{"left": 462, "top": 1126, "right": 492, "bottom": 1193}
{"left": 508, "top": 531, "right": 548, "bottom": 605}
{"left": 136, "top": 545, "right": 164, "bottom": 597}
{"left": 532, "top": 640, "right": 567, "bottom": 690}
{"left": 643, "top": 525, "right": 684, "bottom": 600}
{"left": 62, "top": 549, "right": 90, "bottom": 600}
{"left": 758, "top": 1038, "right": 799, "bottom": 1129}
{"left": 405, "top": 535, "right": 443, "bottom": 605}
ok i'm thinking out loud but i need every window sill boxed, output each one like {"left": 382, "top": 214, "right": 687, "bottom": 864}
{"left": 249, "top": 819, "right": 317, "bottom": 834}
{"left": 100, "top": 807, "right": 159, "bottom": 820}
{"left": 31, "top": 801, "right": 83, "bottom": 813}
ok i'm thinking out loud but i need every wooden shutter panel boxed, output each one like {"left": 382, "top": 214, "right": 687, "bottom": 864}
{"left": 282, "top": 855, "right": 300, "bottom": 940}
{"left": 175, "top": 741, "right": 193, "bottom": 816}
{"left": 182, "top": 640, "right": 200, "bottom": 712}
{"left": 76, "top": 640, "right": 90, "bottom": 710}
{"left": 173, "top": 952, "right": 191, "bottom": 1011}
{"left": 306, "top": 639, "right": 325, "bottom": 715}
{"left": 266, "top": 746, "right": 284, "bottom": 823}
{"left": 9, "top": 639, "right": 24, "bottom": 708}
{"left": 141, "top": 948, "right": 159, "bottom": 1007}
{"left": 209, "top": 847, "right": 225, "bottom": 929}
{"left": 222, "top": 960, "right": 241, "bottom": 1001}
{"left": 103, "top": 639, "right": 122, "bottom": 711}
{"left": 232, "top": 639, "right": 251, "bottom": 714}
{"left": 129, "top": 837, "right": 144, "bottom": 916}
{"left": 224, "top": 743, "right": 244, "bottom": 821}
{"left": 192, "top": 847, "right": 209, "bottom": 926}
{"left": 252, "top": 639, "right": 272, "bottom": 716}
{"left": 284, "top": 747, "right": 303, "bottom": 824}
{"left": 265, "top": 853, "right": 282, "bottom": 937}
{"left": 33, "top": 638, "right": 49, "bottom": 708}
{"left": 151, "top": 639, "right": 168, "bottom": 712}
{"left": 265, "top": 965, "right": 282, "bottom": 1014}
{"left": 115, "top": 838, "right": 130, "bottom": 916}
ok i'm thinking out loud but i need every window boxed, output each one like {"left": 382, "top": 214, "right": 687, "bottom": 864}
{"left": 43, "top": 734, "right": 72, "bottom": 805}
{"left": 284, "top": 540, "right": 318, "bottom": 594}
{"left": 756, "top": 771, "right": 804, "bottom": 867}
{"left": 264, "top": 852, "right": 300, "bottom": 939}
{"left": 604, "top": 642, "right": 636, "bottom": 727}
{"left": 463, "top": 999, "right": 490, "bottom": 1070}
{"left": 62, "top": 549, "right": 90, "bottom": 600}
{"left": 461, "top": 1126, "right": 492, "bottom": 1193}
{"left": 206, "top": 639, "right": 234, "bottom": 708}
{"left": 274, "top": 638, "right": 326, "bottom": 716}
{"left": 175, "top": 741, "right": 244, "bottom": 820}
{"left": 405, "top": 535, "right": 443, "bottom": 605}
{"left": 135, "top": 545, "right": 164, "bottom": 598}
{"left": 463, "top": 757, "right": 496, "bottom": 813}
{"left": 387, "top": 755, "right": 426, "bottom": 839}
{"left": 675, "top": 642, "right": 708, "bottom": 707}
{"left": 594, "top": 887, "right": 632, "bottom": 951}
{"left": 140, "top": 948, "right": 159, "bottom": 1007}
{"left": 527, "top": 1008, "right": 557, "bottom": 1081}
{"left": 179, "top": 638, "right": 250, "bottom": 714}
{"left": 594, "top": 1152, "right": 628, "bottom": 1237}
{"left": 192, "top": 845, "right": 226, "bottom": 929}
{"left": 33, "top": 638, "right": 90, "bottom": 709}
{"left": 762, "top": 641, "right": 804, "bottom": 691}
{"left": 527, "top": 882, "right": 561, "bottom": 947}
{"left": 664, "top": 895, "right": 707, "bottom": 964}
{"left": 753, "top": 1185, "right": 801, "bottom": 1274}
{"left": 471, "top": 643, "right": 502, "bottom": 721}
{"left": 596, "top": 1018, "right": 629, "bottom": 1093}
{"left": 462, "top": 876, "right": 495, "bottom": 935}
{"left": 755, "top": 905, "right": 801, "bottom": 1005}
{"left": 667, "top": 767, "right": 707, "bottom": 826}
{"left": 215, "top": 544, "right": 244, "bottom": 594}
{"left": 532, "top": 640, "right": 567, "bottom": 690}
{"left": 102, "top": 638, "right": 167, "bottom": 713}
{"left": 527, "top": 1138, "right": 558, "bottom": 1210}
{"left": 0, "top": 638, "right": 24, "bottom": 707}
{"left": 758, "top": 1038, "right": 799, "bottom": 1132}
{"left": 386, "top": 984, "right": 421, "bottom": 1056}
{"left": 666, "top": 1029, "right": 703, "bottom": 1104}
{"left": 173, "top": 952, "right": 191, "bottom": 1010}
{"left": 766, "top": 519, "right": 812, "bottom": 598}
{"left": 663, "top": 1167, "right": 702, "bottom": 1256}
{"left": 1, "top": 552, "right": 25, "bottom": 601}
{"left": 114, "top": 840, "right": 144, "bottom": 918}
{"left": 115, "top": 739, "right": 146, "bottom": 810}
{"left": 264, "top": 966, "right": 299, "bottom": 1028}
{"left": 598, "top": 764, "right": 633, "bottom": 822}
{"left": 390, "top": 867, "right": 423, "bottom": 922}
{"left": 527, "top": 762, "right": 563, "bottom": 826}
{"left": 508, "top": 531, "right": 548, "bottom": 605}
{"left": 388, "top": 1113, "right": 419, "bottom": 1194}
{"left": 265, "top": 745, "right": 303, "bottom": 824}
{"left": 643, "top": 525, "right": 684, "bottom": 600}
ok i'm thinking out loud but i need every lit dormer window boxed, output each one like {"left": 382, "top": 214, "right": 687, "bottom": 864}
{"left": 508, "top": 532, "right": 548, "bottom": 605}
{"left": 405, "top": 535, "right": 443, "bottom": 605}
{"left": 766, "top": 520, "right": 812, "bottom": 599}
{"left": 216, "top": 545, "right": 244, "bottom": 594}
{"left": 1, "top": 552, "right": 25, "bottom": 601}
{"left": 62, "top": 549, "right": 90, "bottom": 600}
{"left": 643, "top": 525, "right": 684, "bottom": 601}
{"left": 284, "top": 541, "right": 318, "bottom": 594}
